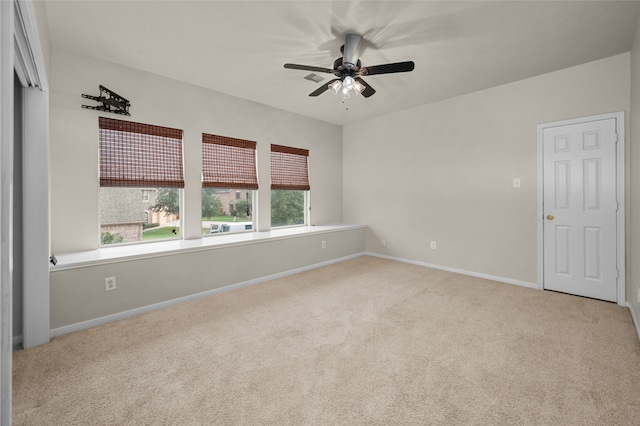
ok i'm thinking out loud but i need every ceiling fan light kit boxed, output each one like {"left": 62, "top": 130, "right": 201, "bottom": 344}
{"left": 284, "top": 33, "right": 414, "bottom": 101}
{"left": 329, "top": 76, "right": 365, "bottom": 100}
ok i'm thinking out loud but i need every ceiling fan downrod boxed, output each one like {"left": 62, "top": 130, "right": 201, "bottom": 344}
{"left": 342, "top": 34, "right": 363, "bottom": 70}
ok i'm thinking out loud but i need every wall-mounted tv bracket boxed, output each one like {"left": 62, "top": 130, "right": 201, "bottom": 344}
{"left": 82, "top": 85, "right": 130, "bottom": 116}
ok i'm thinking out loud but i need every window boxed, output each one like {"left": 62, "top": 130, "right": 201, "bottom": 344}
{"left": 202, "top": 133, "right": 258, "bottom": 235}
{"left": 99, "top": 117, "right": 184, "bottom": 245}
{"left": 270, "top": 144, "right": 309, "bottom": 227}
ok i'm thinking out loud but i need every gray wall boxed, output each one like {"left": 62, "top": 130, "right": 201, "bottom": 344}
{"left": 47, "top": 48, "right": 354, "bottom": 332}
{"left": 43, "top": 21, "right": 640, "bottom": 335}
{"left": 50, "top": 227, "right": 365, "bottom": 330}
{"left": 12, "top": 72, "right": 22, "bottom": 340}
{"left": 50, "top": 49, "right": 344, "bottom": 254}
{"left": 344, "top": 53, "right": 631, "bottom": 286}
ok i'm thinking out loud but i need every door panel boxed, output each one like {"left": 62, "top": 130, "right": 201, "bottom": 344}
{"left": 543, "top": 118, "right": 617, "bottom": 302}
{"left": 583, "top": 158, "right": 600, "bottom": 210}
{"left": 583, "top": 227, "right": 601, "bottom": 280}
{"left": 554, "top": 225, "right": 571, "bottom": 275}
{"left": 554, "top": 161, "right": 570, "bottom": 209}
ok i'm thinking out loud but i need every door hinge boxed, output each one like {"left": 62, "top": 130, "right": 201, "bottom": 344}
{"left": 616, "top": 201, "right": 619, "bottom": 211}
{"left": 616, "top": 269, "right": 620, "bottom": 279}
{"left": 615, "top": 133, "right": 619, "bottom": 143}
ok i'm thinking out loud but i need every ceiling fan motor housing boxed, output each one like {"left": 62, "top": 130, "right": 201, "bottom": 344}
{"left": 334, "top": 57, "right": 361, "bottom": 76}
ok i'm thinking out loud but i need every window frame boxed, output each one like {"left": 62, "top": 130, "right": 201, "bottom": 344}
{"left": 270, "top": 144, "right": 310, "bottom": 228}
{"left": 201, "top": 133, "right": 259, "bottom": 237}
{"left": 202, "top": 187, "right": 256, "bottom": 237}
{"left": 99, "top": 187, "right": 184, "bottom": 247}
{"left": 270, "top": 189, "right": 309, "bottom": 229}
{"left": 98, "top": 117, "right": 185, "bottom": 246}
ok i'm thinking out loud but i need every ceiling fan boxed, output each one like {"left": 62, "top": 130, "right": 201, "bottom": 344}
{"left": 284, "top": 34, "right": 415, "bottom": 99}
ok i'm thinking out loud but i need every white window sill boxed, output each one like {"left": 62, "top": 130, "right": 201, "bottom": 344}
{"left": 51, "top": 224, "right": 365, "bottom": 271}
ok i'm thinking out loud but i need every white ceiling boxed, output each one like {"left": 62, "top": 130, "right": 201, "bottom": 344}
{"left": 43, "top": 1, "right": 640, "bottom": 125}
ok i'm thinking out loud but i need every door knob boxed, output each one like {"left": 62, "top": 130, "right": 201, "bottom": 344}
{"left": 547, "top": 215, "right": 554, "bottom": 220}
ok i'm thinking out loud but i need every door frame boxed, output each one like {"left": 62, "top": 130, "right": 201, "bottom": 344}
{"left": 1, "top": 0, "right": 49, "bottom": 422}
{"left": 537, "top": 111, "right": 625, "bottom": 305}
{"left": 14, "top": 0, "right": 50, "bottom": 350}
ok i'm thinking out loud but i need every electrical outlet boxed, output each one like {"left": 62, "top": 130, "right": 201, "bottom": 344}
{"left": 513, "top": 178, "right": 521, "bottom": 188}
{"left": 431, "top": 241, "right": 436, "bottom": 249}
{"left": 382, "top": 239, "right": 386, "bottom": 247}
{"left": 322, "top": 240, "right": 326, "bottom": 249}
{"left": 105, "top": 276, "right": 117, "bottom": 292}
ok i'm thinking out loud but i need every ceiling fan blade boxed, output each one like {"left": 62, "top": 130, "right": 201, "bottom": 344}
{"left": 361, "top": 61, "right": 415, "bottom": 76}
{"left": 284, "top": 63, "right": 335, "bottom": 74}
{"left": 343, "top": 34, "right": 363, "bottom": 70}
{"left": 355, "top": 77, "right": 376, "bottom": 98}
{"left": 309, "top": 78, "right": 340, "bottom": 97}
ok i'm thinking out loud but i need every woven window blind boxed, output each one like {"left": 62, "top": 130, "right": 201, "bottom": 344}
{"left": 99, "top": 117, "right": 184, "bottom": 188}
{"left": 270, "top": 144, "right": 310, "bottom": 190}
{"left": 202, "top": 134, "right": 258, "bottom": 189}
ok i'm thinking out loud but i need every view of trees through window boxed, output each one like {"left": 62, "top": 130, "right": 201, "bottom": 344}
{"left": 271, "top": 190, "right": 305, "bottom": 227}
{"left": 99, "top": 187, "right": 181, "bottom": 245}
{"left": 202, "top": 188, "right": 253, "bottom": 235}
{"left": 100, "top": 187, "right": 306, "bottom": 245}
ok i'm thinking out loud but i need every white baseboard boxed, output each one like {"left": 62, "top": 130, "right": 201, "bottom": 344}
{"left": 50, "top": 253, "right": 365, "bottom": 338}
{"left": 365, "top": 252, "right": 639, "bottom": 343}
{"left": 48, "top": 251, "right": 640, "bottom": 345}
{"left": 629, "top": 303, "right": 640, "bottom": 343}
{"left": 364, "top": 252, "right": 538, "bottom": 289}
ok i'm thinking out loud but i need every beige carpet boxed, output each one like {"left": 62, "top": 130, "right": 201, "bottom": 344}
{"left": 13, "top": 256, "right": 640, "bottom": 425}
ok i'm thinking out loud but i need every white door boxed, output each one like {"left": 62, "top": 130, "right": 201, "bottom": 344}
{"left": 542, "top": 117, "right": 618, "bottom": 302}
